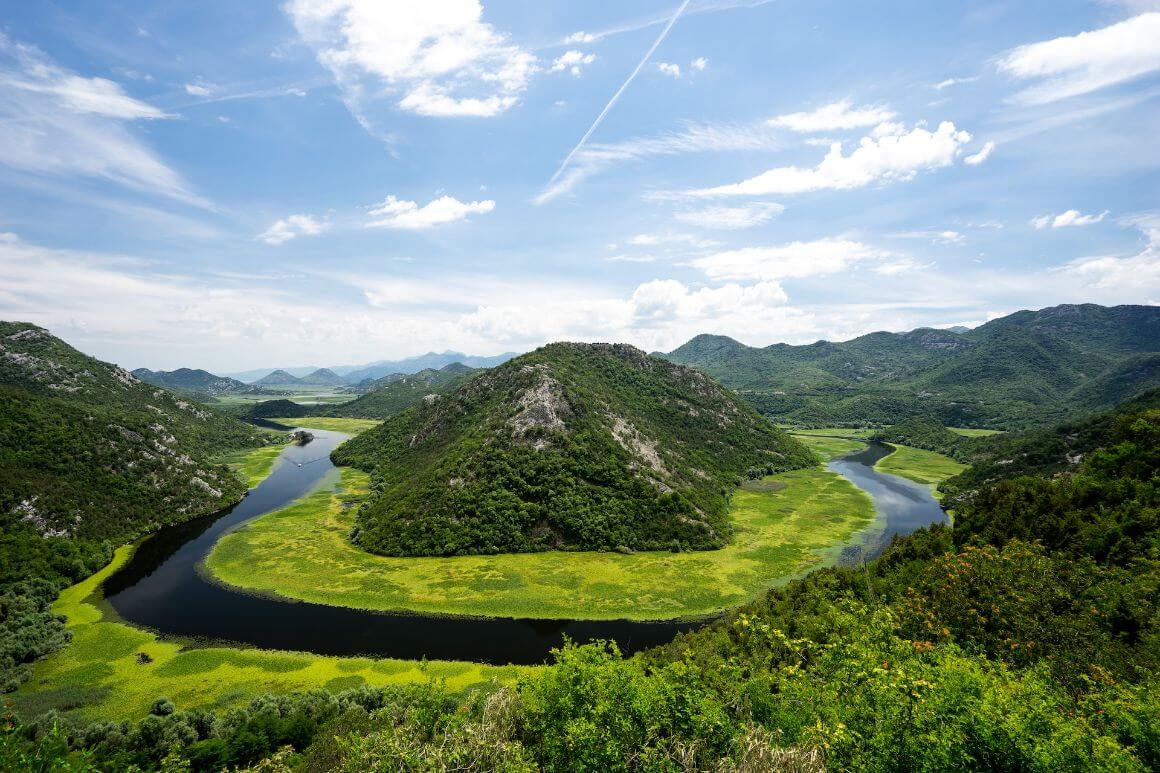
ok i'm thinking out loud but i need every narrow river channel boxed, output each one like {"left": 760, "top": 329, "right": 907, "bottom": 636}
{"left": 104, "top": 431, "right": 947, "bottom": 665}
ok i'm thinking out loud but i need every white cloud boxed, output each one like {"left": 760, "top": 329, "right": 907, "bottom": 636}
{"left": 535, "top": 118, "right": 785, "bottom": 203}
{"left": 366, "top": 194, "right": 495, "bottom": 229}
{"left": 692, "top": 238, "right": 892, "bottom": 281}
{"left": 964, "top": 141, "right": 995, "bottom": 165}
{"left": 933, "top": 75, "right": 979, "bottom": 90}
{"left": 259, "top": 214, "right": 330, "bottom": 245}
{"left": 673, "top": 202, "right": 785, "bottom": 230}
{"left": 873, "top": 258, "right": 934, "bottom": 276}
{"left": 0, "top": 33, "right": 202, "bottom": 205}
{"left": 998, "top": 13, "right": 1160, "bottom": 104}
{"left": 629, "top": 279, "right": 788, "bottom": 321}
{"left": 1031, "top": 209, "right": 1109, "bottom": 229}
{"left": 1053, "top": 215, "right": 1159, "bottom": 294}
{"left": 284, "top": 0, "right": 537, "bottom": 119}
{"left": 692, "top": 121, "right": 972, "bottom": 197}
{"left": 605, "top": 254, "right": 656, "bottom": 263}
{"left": 550, "top": 50, "right": 596, "bottom": 76}
{"left": 657, "top": 62, "right": 681, "bottom": 78}
{"left": 563, "top": 31, "right": 597, "bottom": 45}
{"left": 767, "top": 98, "right": 895, "bottom": 133}
{"left": 184, "top": 82, "right": 213, "bottom": 97}
{"left": 691, "top": 56, "right": 708, "bottom": 72}
{"left": 626, "top": 232, "right": 716, "bottom": 248}
{"left": 893, "top": 230, "right": 965, "bottom": 245}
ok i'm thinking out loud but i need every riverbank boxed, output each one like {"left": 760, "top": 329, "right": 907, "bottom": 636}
{"left": 206, "top": 463, "right": 876, "bottom": 621}
{"left": 11, "top": 543, "right": 528, "bottom": 723}
{"left": 874, "top": 443, "right": 967, "bottom": 497}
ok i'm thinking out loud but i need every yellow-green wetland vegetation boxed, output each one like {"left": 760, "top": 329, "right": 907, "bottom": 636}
{"left": 206, "top": 464, "right": 877, "bottom": 621}
{"left": 874, "top": 443, "right": 967, "bottom": 495}
{"left": 11, "top": 544, "right": 527, "bottom": 723}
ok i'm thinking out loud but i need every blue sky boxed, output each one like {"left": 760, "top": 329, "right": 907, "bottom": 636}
{"left": 0, "top": 0, "right": 1157, "bottom": 371}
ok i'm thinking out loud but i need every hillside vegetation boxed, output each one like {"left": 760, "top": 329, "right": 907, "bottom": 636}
{"left": 324, "top": 363, "right": 475, "bottom": 419}
{"left": 0, "top": 322, "right": 270, "bottom": 690}
{"left": 131, "top": 368, "right": 253, "bottom": 397}
{"left": 8, "top": 397, "right": 1158, "bottom": 771}
{"left": 664, "top": 304, "right": 1160, "bottom": 428}
{"left": 334, "top": 343, "right": 815, "bottom": 556}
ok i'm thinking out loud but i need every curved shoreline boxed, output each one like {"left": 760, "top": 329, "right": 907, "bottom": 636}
{"left": 95, "top": 428, "right": 954, "bottom": 663}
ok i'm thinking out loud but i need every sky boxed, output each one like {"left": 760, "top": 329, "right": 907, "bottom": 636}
{"left": 0, "top": 0, "right": 1158, "bottom": 372}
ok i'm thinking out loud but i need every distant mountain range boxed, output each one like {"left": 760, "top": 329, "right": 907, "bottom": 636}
{"left": 661, "top": 303, "right": 1160, "bottom": 428}
{"left": 253, "top": 367, "right": 347, "bottom": 387}
{"left": 224, "top": 350, "right": 519, "bottom": 384}
{"left": 132, "top": 367, "right": 254, "bottom": 396}
{"left": 324, "top": 363, "right": 476, "bottom": 419}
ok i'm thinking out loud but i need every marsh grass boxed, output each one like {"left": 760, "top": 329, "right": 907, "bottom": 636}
{"left": 218, "top": 443, "right": 288, "bottom": 488}
{"left": 874, "top": 443, "right": 966, "bottom": 497}
{"left": 264, "top": 417, "right": 382, "bottom": 434}
{"left": 786, "top": 427, "right": 877, "bottom": 438}
{"left": 791, "top": 433, "right": 867, "bottom": 461}
{"left": 206, "top": 465, "right": 876, "bottom": 621}
{"left": 11, "top": 544, "right": 526, "bottom": 723}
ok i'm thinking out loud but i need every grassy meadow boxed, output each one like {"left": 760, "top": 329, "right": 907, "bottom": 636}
{"left": 206, "top": 465, "right": 876, "bottom": 621}
{"left": 785, "top": 427, "right": 877, "bottom": 438}
{"left": 875, "top": 443, "right": 967, "bottom": 496}
{"left": 947, "top": 427, "right": 1005, "bottom": 437}
{"left": 218, "top": 443, "right": 288, "bottom": 488}
{"left": 10, "top": 546, "right": 527, "bottom": 724}
{"left": 791, "top": 433, "right": 866, "bottom": 461}
{"left": 264, "top": 416, "right": 382, "bottom": 434}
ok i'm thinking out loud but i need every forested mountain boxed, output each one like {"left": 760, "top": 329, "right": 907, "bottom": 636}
{"left": 296, "top": 368, "right": 345, "bottom": 387}
{"left": 0, "top": 322, "right": 267, "bottom": 550}
{"left": 253, "top": 369, "right": 302, "bottom": 386}
{"left": 323, "top": 363, "right": 476, "bottom": 419}
{"left": 0, "top": 322, "right": 271, "bottom": 689}
{"left": 131, "top": 367, "right": 253, "bottom": 396}
{"left": 663, "top": 304, "right": 1160, "bottom": 428}
{"left": 341, "top": 350, "right": 516, "bottom": 385}
{"left": 333, "top": 342, "right": 815, "bottom": 556}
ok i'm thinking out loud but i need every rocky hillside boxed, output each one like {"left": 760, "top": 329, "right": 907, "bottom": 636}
{"left": 333, "top": 342, "right": 815, "bottom": 557}
{"left": 0, "top": 322, "right": 269, "bottom": 553}
{"left": 132, "top": 367, "right": 253, "bottom": 396}
{"left": 664, "top": 304, "right": 1160, "bottom": 428}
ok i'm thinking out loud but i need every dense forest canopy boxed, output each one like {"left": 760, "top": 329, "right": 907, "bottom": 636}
{"left": 0, "top": 322, "right": 271, "bottom": 693}
{"left": 664, "top": 304, "right": 1160, "bottom": 428}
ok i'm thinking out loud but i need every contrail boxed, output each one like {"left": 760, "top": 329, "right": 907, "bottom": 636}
{"left": 545, "top": 0, "right": 692, "bottom": 191}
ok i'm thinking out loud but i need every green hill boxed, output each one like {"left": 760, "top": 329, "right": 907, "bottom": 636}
{"left": 663, "top": 304, "right": 1159, "bottom": 428}
{"left": 0, "top": 322, "right": 269, "bottom": 583}
{"left": 297, "top": 368, "right": 346, "bottom": 387}
{"left": 131, "top": 367, "right": 253, "bottom": 396}
{"left": 939, "top": 387, "right": 1160, "bottom": 504}
{"left": 324, "top": 363, "right": 476, "bottom": 419}
{"left": 254, "top": 369, "right": 302, "bottom": 386}
{"left": 333, "top": 342, "right": 815, "bottom": 557}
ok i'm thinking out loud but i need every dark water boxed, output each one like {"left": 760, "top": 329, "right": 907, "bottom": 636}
{"left": 104, "top": 433, "right": 946, "bottom": 664}
{"left": 827, "top": 442, "right": 951, "bottom": 565}
{"left": 104, "top": 429, "right": 701, "bottom": 665}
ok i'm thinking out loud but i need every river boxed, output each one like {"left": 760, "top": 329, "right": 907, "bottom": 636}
{"left": 104, "top": 430, "right": 947, "bottom": 665}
